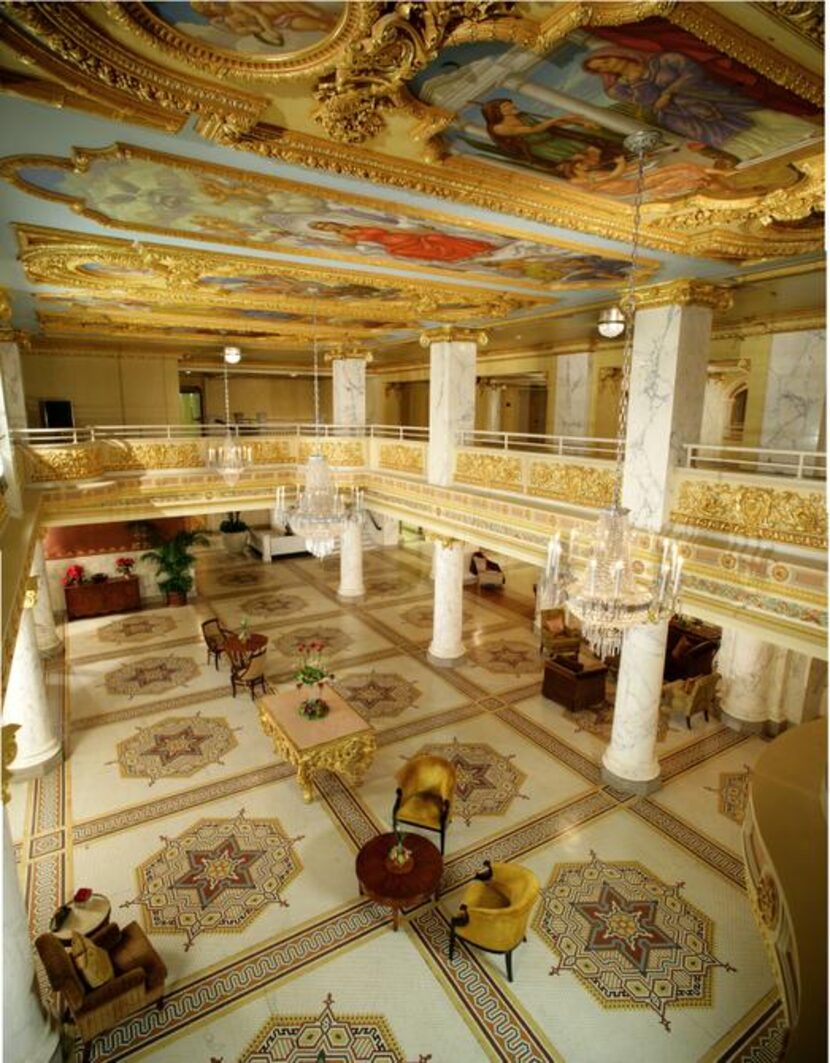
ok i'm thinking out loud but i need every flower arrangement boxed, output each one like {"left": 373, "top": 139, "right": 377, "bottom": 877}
{"left": 387, "top": 825, "right": 413, "bottom": 872}
{"left": 295, "top": 641, "right": 334, "bottom": 720}
{"left": 62, "top": 564, "right": 86, "bottom": 587}
{"left": 239, "top": 616, "right": 251, "bottom": 644}
{"left": 115, "top": 556, "right": 136, "bottom": 577}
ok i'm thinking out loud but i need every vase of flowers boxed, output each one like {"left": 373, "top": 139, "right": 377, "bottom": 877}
{"left": 295, "top": 641, "right": 334, "bottom": 720}
{"left": 385, "top": 825, "right": 413, "bottom": 874}
{"left": 115, "top": 556, "right": 136, "bottom": 578}
{"left": 61, "top": 564, "right": 86, "bottom": 587}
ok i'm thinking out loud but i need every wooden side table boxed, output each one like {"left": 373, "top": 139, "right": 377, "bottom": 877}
{"left": 225, "top": 632, "right": 268, "bottom": 669}
{"left": 51, "top": 893, "right": 111, "bottom": 944}
{"left": 356, "top": 833, "right": 443, "bottom": 930}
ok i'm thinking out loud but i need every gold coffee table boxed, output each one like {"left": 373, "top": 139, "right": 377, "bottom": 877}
{"left": 257, "top": 688, "right": 376, "bottom": 803}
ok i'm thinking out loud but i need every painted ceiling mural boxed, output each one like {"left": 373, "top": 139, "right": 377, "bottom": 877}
{"left": 0, "top": 146, "right": 650, "bottom": 289}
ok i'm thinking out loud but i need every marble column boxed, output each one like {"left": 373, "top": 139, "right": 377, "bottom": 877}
{"left": 0, "top": 341, "right": 27, "bottom": 517}
{"left": 603, "top": 282, "right": 730, "bottom": 794}
{"left": 427, "top": 537, "right": 466, "bottom": 666}
{"left": 332, "top": 355, "right": 368, "bottom": 428}
{"left": 423, "top": 329, "right": 483, "bottom": 486}
{"left": 700, "top": 372, "right": 731, "bottom": 445}
{"left": 4, "top": 604, "right": 62, "bottom": 777}
{"left": 30, "top": 541, "right": 62, "bottom": 657}
{"left": 553, "top": 353, "right": 591, "bottom": 437}
{"left": 759, "top": 329, "right": 825, "bottom": 452}
{"left": 338, "top": 517, "right": 365, "bottom": 601}
{"left": 3, "top": 810, "right": 59, "bottom": 1063}
{"left": 483, "top": 384, "right": 502, "bottom": 434}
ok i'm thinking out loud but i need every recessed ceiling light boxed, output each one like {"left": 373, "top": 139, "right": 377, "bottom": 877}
{"left": 223, "top": 345, "right": 242, "bottom": 364}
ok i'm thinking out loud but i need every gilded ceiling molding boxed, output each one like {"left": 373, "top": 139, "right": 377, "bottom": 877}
{"left": 766, "top": 1, "right": 824, "bottom": 45}
{"left": 106, "top": 2, "right": 379, "bottom": 80}
{"left": 635, "top": 280, "right": 734, "bottom": 312}
{"left": 419, "top": 327, "right": 489, "bottom": 347}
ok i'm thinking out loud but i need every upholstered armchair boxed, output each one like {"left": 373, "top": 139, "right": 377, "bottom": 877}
{"left": 471, "top": 552, "right": 506, "bottom": 590}
{"left": 539, "top": 608, "right": 582, "bottom": 659}
{"left": 35, "top": 921, "right": 166, "bottom": 1063}
{"left": 392, "top": 755, "right": 456, "bottom": 855}
{"left": 661, "top": 671, "right": 720, "bottom": 729}
{"left": 449, "top": 860, "right": 540, "bottom": 981}
{"left": 230, "top": 648, "right": 268, "bottom": 699}
{"left": 201, "top": 618, "right": 227, "bottom": 669}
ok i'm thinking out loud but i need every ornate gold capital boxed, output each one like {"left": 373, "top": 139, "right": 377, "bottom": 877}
{"left": 635, "top": 280, "right": 734, "bottom": 312}
{"left": 425, "top": 532, "right": 462, "bottom": 548}
{"left": 419, "top": 327, "right": 489, "bottom": 348}
{"left": 1, "top": 724, "right": 20, "bottom": 804}
{"left": 324, "top": 345, "right": 374, "bottom": 364}
{"left": 24, "top": 576, "right": 39, "bottom": 609}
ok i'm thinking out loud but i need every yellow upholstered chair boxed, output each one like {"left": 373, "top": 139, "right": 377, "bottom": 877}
{"left": 539, "top": 608, "right": 581, "bottom": 659}
{"left": 661, "top": 671, "right": 720, "bottom": 729}
{"left": 201, "top": 618, "right": 227, "bottom": 669}
{"left": 392, "top": 755, "right": 456, "bottom": 855}
{"left": 230, "top": 648, "right": 268, "bottom": 700}
{"left": 449, "top": 860, "right": 540, "bottom": 981}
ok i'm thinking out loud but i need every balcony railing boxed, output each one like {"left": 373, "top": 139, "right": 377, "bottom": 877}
{"left": 457, "top": 429, "right": 619, "bottom": 459}
{"left": 11, "top": 422, "right": 430, "bottom": 445}
{"left": 684, "top": 443, "right": 827, "bottom": 481}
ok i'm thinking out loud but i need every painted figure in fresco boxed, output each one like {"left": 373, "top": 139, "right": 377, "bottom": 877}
{"left": 557, "top": 147, "right": 738, "bottom": 199}
{"left": 308, "top": 221, "right": 497, "bottom": 263}
{"left": 190, "top": 2, "right": 338, "bottom": 48}
{"left": 498, "top": 255, "right": 632, "bottom": 285}
{"left": 479, "top": 99, "right": 627, "bottom": 176}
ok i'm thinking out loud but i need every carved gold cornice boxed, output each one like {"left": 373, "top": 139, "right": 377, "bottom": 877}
{"left": 635, "top": 280, "right": 734, "bottom": 312}
{"left": 419, "top": 327, "right": 489, "bottom": 347}
{"left": 714, "top": 310, "right": 825, "bottom": 341}
{"left": 765, "top": 1, "right": 825, "bottom": 46}
{"left": 324, "top": 346, "right": 374, "bottom": 363}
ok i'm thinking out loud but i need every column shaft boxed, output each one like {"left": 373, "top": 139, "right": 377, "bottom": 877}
{"left": 553, "top": 353, "right": 591, "bottom": 437}
{"left": 332, "top": 358, "right": 367, "bottom": 428}
{"left": 759, "top": 329, "right": 825, "bottom": 451}
{"left": 31, "top": 541, "right": 62, "bottom": 657}
{"left": 3, "top": 608, "right": 61, "bottom": 777}
{"left": 0, "top": 341, "right": 27, "bottom": 516}
{"left": 428, "top": 541, "right": 465, "bottom": 666}
{"left": 427, "top": 340, "right": 476, "bottom": 486}
{"left": 338, "top": 519, "right": 365, "bottom": 600}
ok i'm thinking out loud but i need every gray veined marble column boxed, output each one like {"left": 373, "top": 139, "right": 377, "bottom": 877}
{"left": 30, "top": 541, "right": 62, "bottom": 657}
{"left": 3, "top": 603, "right": 62, "bottom": 777}
{"left": 423, "top": 329, "right": 483, "bottom": 487}
{"left": 332, "top": 356, "right": 368, "bottom": 428}
{"left": 427, "top": 538, "right": 466, "bottom": 667}
{"left": 759, "top": 329, "right": 825, "bottom": 453}
{"left": 338, "top": 517, "right": 365, "bottom": 601}
{"left": 553, "top": 353, "right": 591, "bottom": 438}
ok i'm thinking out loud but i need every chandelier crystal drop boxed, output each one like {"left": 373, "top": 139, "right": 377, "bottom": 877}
{"left": 207, "top": 349, "right": 251, "bottom": 486}
{"left": 546, "top": 129, "right": 683, "bottom": 659}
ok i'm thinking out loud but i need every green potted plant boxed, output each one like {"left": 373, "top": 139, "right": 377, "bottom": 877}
{"left": 219, "top": 511, "right": 249, "bottom": 556}
{"left": 141, "top": 529, "right": 209, "bottom": 606}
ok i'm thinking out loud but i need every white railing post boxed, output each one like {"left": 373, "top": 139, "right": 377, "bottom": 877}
{"left": 797, "top": 452, "right": 805, "bottom": 480}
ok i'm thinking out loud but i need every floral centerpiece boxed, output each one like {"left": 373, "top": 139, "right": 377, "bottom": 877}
{"left": 62, "top": 564, "right": 86, "bottom": 587}
{"left": 294, "top": 641, "right": 334, "bottom": 720}
{"left": 386, "top": 825, "right": 413, "bottom": 874}
{"left": 115, "top": 556, "right": 136, "bottom": 577}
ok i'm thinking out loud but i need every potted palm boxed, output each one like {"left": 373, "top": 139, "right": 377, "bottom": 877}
{"left": 219, "top": 511, "right": 249, "bottom": 556}
{"left": 141, "top": 529, "right": 209, "bottom": 606}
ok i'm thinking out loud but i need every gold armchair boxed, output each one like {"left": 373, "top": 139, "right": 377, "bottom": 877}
{"left": 539, "top": 608, "right": 581, "bottom": 659}
{"left": 661, "top": 671, "right": 720, "bottom": 729}
{"left": 392, "top": 755, "right": 456, "bottom": 855}
{"left": 201, "top": 618, "right": 227, "bottom": 669}
{"left": 230, "top": 648, "right": 268, "bottom": 700}
{"left": 35, "top": 921, "right": 166, "bottom": 1063}
{"left": 449, "top": 860, "right": 540, "bottom": 982}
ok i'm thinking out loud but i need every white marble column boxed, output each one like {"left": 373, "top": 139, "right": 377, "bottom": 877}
{"left": 332, "top": 356, "right": 368, "bottom": 428}
{"left": 30, "top": 542, "right": 62, "bottom": 657}
{"left": 338, "top": 517, "right": 365, "bottom": 601}
{"left": 700, "top": 372, "right": 731, "bottom": 445}
{"left": 603, "top": 284, "right": 727, "bottom": 794}
{"left": 423, "top": 330, "right": 481, "bottom": 486}
{"left": 427, "top": 538, "right": 466, "bottom": 666}
{"left": 4, "top": 606, "right": 62, "bottom": 777}
{"left": 3, "top": 811, "right": 59, "bottom": 1063}
{"left": 0, "top": 341, "right": 27, "bottom": 517}
{"left": 483, "top": 384, "right": 502, "bottom": 434}
{"left": 759, "top": 329, "right": 825, "bottom": 452}
{"left": 553, "top": 353, "right": 591, "bottom": 437}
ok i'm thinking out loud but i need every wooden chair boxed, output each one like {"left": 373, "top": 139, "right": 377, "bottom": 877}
{"left": 35, "top": 921, "right": 166, "bottom": 1063}
{"left": 449, "top": 860, "right": 540, "bottom": 982}
{"left": 539, "top": 608, "right": 581, "bottom": 659}
{"left": 471, "top": 551, "right": 506, "bottom": 590}
{"left": 392, "top": 755, "right": 456, "bottom": 855}
{"left": 661, "top": 671, "right": 720, "bottom": 729}
{"left": 230, "top": 648, "right": 268, "bottom": 700}
{"left": 201, "top": 618, "right": 227, "bottom": 669}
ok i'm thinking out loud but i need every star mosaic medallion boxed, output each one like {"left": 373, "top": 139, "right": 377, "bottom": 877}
{"left": 239, "top": 592, "right": 306, "bottom": 618}
{"left": 240, "top": 994, "right": 430, "bottom": 1063}
{"left": 104, "top": 654, "right": 200, "bottom": 698}
{"left": 411, "top": 737, "right": 528, "bottom": 825}
{"left": 466, "top": 638, "right": 541, "bottom": 677}
{"left": 334, "top": 672, "right": 421, "bottom": 720}
{"left": 126, "top": 809, "right": 304, "bottom": 950}
{"left": 533, "top": 850, "right": 736, "bottom": 1030}
{"left": 113, "top": 713, "right": 239, "bottom": 785}
{"left": 274, "top": 626, "right": 353, "bottom": 658}
{"left": 96, "top": 614, "right": 177, "bottom": 644}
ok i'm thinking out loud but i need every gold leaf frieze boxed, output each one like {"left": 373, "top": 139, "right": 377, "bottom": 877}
{"left": 528, "top": 462, "right": 614, "bottom": 508}
{"left": 24, "top": 445, "right": 106, "bottom": 483}
{"left": 455, "top": 452, "right": 522, "bottom": 489}
{"left": 379, "top": 444, "right": 425, "bottom": 474}
{"left": 298, "top": 440, "right": 365, "bottom": 467}
{"left": 249, "top": 440, "right": 295, "bottom": 465}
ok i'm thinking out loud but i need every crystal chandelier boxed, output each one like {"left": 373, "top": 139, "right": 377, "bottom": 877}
{"left": 546, "top": 130, "right": 682, "bottom": 659}
{"left": 207, "top": 347, "right": 251, "bottom": 486}
{"left": 277, "top": 315, "right": 345, "bottom": 559}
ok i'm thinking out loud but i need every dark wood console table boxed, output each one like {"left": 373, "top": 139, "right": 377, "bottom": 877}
{"left": 64, "top": 577, "right": 141, "bottom": 621}
{"left": 542, "top": 655, "right": 608, "bottom": 712}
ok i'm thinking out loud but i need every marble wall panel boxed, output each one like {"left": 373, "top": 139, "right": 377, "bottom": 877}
{"left": 759, "top": 330, "right": 826, "bottom": 453}
{"left": 553, "top": 353, "right": 590, "bottom": 437}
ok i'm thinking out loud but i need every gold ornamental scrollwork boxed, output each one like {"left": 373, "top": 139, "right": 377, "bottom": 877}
{"left": 455, "top": 452, "right": 522, "bottom": 490}
{"left": 24, "top": 444, "right": 106, "bottom": 483}
{"left": 24, "top": 576, "right": 39, "bottom": 610}
{"left": 324, "top": 345, "right": 375, "bottom": 363}
{"left": 298, "top": 440, "right": 365, "bottom": 467}
{"left": 378, "top": 444, "right": 425, "bottom": 475}
{"left": 420, "top": 327, "right": 490, "bottom": 348}
{"left": 768, "top": 1, "right": 824, "bottom": 44}
{"left": 1, "top": 724, "right": 20, "bottom": 805}
{"left": 671, "top": 480, "right": 827, "bottom": 550}
{"left": 425, "top": 532, "right": 462, "bottom": 549}
{"left": 635, "top": 281, "right": 734, "bottom": 313}
{"left": 528, "top": 462, "right": 615, "bottom": 509}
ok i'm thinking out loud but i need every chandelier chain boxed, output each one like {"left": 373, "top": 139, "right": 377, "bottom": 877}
{"left": 223, "top": 358, "right": 231, "bottom": 427}
{"left": 312, "top": 305, "right": 321, "bottom": 432}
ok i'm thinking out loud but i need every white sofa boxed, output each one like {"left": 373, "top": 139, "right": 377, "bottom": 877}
{"left": 248, "top": 528, "right": 307, "bottom": 562}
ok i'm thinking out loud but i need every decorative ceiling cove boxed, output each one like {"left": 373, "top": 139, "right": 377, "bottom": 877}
{"left": 0, "top": 143, "right": 652, "bottom": 291}
{"left": 0, "top": 1, "right": 822, "bottom": 260}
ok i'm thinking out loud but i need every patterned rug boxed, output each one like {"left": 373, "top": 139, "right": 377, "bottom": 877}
{"left": 398, "top": 604, "right": 433, "bottom": 628}
{"left": 239, "top": 592, "right": 306, "bottom": 618}
{"left": 126, "top": 809, "right": 304, "bottom": 950}
{"left": 533, "top": 850, "right": 736, "bottom": 1031}
{"left": 217, "top": 570, "right": 266, "bottom": 587}
{"left": 571, "top": 706, "right": 670, "bottom": 744}
{"left": 705, "top": 767, "right": 751, "bottom": 824}
{"left": 238, "top": 994, "right": 429, "bottom": 1063}
{"left": 334, "top": 672, "right": 421, "bottom": 720}
{"left": 466, "top": 639, "right": 541, "bottom": 677}
{"left": 96, "top": 614, "right": 177, "bottom": 644}
{"left": 273, "top": 627, "right": 353, "bottom": 659}
{"left": 410, "top": 737, "right": 528, "bottom": 825}
{"left": 104, "top": 655, "right": 200, "bottom": 698}
{"left": 112, "top": 713, "right": 239, "bottom": 785}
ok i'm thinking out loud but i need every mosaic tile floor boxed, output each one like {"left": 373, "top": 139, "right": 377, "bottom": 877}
{"left": 9, "top": 542, "right": 784, "bottom": 1062}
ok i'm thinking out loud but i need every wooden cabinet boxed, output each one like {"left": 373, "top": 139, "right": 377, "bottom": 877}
{"left": 64, "top": 578, "right": 141, "bottom": 621}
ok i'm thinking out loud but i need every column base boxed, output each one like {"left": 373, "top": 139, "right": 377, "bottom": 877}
{"left": 721, "top": 710, "right": 787, "bottom": 737}
{"left": 427, "top": 649, "right": 466, "bottom": 668}
{"left": 36, "top": 636, "right": 63, "bottom": 660}
{"left": 337, "top": 589, "right": 365, "bottom": 603}
{"left": 10, "top": 743, "right": 62, "bottom": 781}
{"left": 601, "top": 763, "right": 661, "bottom": 796}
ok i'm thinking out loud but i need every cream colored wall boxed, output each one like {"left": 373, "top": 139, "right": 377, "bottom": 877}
{"left": 202, "top": 375, "right": 332, "bottom": 423}
{"left": 22, "top": 352, "right": 180, "bottom": 426}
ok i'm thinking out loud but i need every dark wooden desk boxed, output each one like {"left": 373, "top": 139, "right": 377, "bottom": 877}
{"left": 64, "top": 578, "right": 141, "bottom": 621}
{"left": 356, "top": 832, "right": 443, "bottom": 930}
{"left": 542, "top": 656, "right": 608, "bottom": 711}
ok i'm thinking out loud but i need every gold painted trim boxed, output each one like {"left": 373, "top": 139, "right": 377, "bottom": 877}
{"left": 23, "top": 576, "right": 39, "bottom": 609}
{"left": 635, "top": 280, "right": 735, "bottom": 312}
{"left": 419, "top": 327, "right": 489, "bottom": 347}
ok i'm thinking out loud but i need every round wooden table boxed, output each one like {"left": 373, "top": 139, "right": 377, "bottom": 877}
{"left": 51, "top": 893, "right": 111, "bottom": 944}
{"left": 224, "top": 631, "right": 268, "bottom": 669}
{"left": 355, "top": 832, "right": 443, "bottom": 931}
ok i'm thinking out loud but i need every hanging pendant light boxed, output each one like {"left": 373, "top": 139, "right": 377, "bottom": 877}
{"left": 207, "top": 346, "right": 251, "bottom": 486}
{"left": 547, "top": 130, "right": 682, "bottom": 659}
